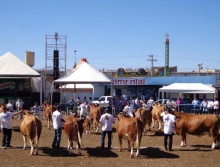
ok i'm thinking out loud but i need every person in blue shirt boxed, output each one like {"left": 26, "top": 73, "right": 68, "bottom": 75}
{"left": 192, "top": 97, "right": 200, "bottom": 109}
{"left": 68, "top": 98, "right": 75, "bottom": 111}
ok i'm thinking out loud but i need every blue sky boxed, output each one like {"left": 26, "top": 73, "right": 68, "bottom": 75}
{"left": 1, "top": 0, "right": 220, "bottom": 72}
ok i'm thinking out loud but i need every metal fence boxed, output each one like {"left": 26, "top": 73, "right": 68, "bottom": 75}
{"left": 174, "top": 104, "right": 218, "bottom": 115}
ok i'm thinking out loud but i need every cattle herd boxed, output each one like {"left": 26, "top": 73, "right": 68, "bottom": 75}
{"left": 0, "top": 101, "right": 220, "bottom": 158}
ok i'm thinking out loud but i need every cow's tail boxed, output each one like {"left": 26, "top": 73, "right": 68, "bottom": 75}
{"left": 34, "top": 120, "right": 38, "bottom": 144}
{"left": 77, "top": 129, "right": 83, "bottom": 148}
{"left": 218, "top": 115, "right": 220, "bottom": 126}
{"left": 218, "top": 116, "right": 220, "bottom": 132}
{"left": 135, "top": 120, "right": 139, "bottom": 147}
{"left": 75, "top": 120, "right": 83, "bottom": 148}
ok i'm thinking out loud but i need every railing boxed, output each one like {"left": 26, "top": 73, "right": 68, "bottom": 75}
{"left": 173, "top": 104, "right": 215, "bottom": 114}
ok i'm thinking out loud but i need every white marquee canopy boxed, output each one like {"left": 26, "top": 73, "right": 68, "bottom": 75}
{"left": 159, "top": 83, "right": 217, "bottom": 97}
{"left": 54, "top": 59, "right": 111, "bottom": 84}
{"left": 52, "top": 58, "right": 112, "bottom": 105}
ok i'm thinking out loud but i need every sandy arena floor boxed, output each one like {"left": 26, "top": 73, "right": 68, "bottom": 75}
{"left": 0, "top": 115, "right": 220, "bottom": 167}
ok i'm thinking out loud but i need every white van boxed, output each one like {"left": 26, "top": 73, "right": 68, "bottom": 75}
{"left": 92, "top": 96, "right": 112, "bottom": 108}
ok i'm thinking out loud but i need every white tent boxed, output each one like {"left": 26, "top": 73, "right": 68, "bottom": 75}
{"left": 54, "top": 59, "right": 111, "bottom": 84}
{"left": 0, "top": 52, "right": 42, "bottom": 104}
{"left": 52, "top": 58, "right": 112, "bottom": 105}
{"left": 159, "top": 83, "right": 217, "bottom": 98}
{"left": 0, "top": 52, "right": 40, "bottom": 77}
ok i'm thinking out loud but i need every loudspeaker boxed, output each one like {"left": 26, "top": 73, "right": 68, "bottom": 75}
{"left": 53, "top": 50, "right": 59, "bottom": 80}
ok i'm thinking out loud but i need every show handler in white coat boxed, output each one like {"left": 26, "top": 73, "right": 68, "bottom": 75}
{"left": 163, "top": 108, "right": 176, "bottom": 152}
{"left": 99, "top": 109, "right": 115, "bottom": 150}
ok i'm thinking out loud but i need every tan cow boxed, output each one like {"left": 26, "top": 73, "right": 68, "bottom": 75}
{"left": 116, "top": 113, "right": 144, "bottom": 158}
{"left": 42, "top": 101, "right": 53, "bottom": 129}
{"left": 174, "top": 110, "right": 220, "bottom": 149}
{"left": 135, "top": 107, "right": 152, "bottom": 134}
{"left": 64, "top": 116, "right": 84, "bottom": 155}
{"left": 83, "top": 117, "right": 91, "bottom": 134}
{"left": 20, "top": 110, "right": 42, "bottom": 155}
{"left": 89, "top": 103, "right": 101, "bottom": 133}
{"left": 151, "top": 103, "right": 166, "bottom": 130}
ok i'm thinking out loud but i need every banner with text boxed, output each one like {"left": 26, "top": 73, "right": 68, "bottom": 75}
{"left": 112, "top": 77, "right": 146, "bottom": 85}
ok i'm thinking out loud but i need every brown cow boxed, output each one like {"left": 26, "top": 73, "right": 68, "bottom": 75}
{"left": 20, "top": 110, "right": 42, "bottom": 155}
{"left": 42, "top": 101, "right": 53, "bottom": 129}
{"left": 64, "top": 116, "right": 84, "bottom": 155}
{"left": 135, "top": 107, "right": 152, "bottom": 134}
{"left": 83, "top": 117, "right": 91, "bottom": 134}
{"left": 89, "top": 103, "right": 101, "bottom": 133}
{"left": 116, "top": 113, "right": 144, "bottom": 158}
{"left": 174, "top": 110, "right": 220, "bottom": 149}
{"left": 151, "top": 103, "right": 166, "bottom": 130}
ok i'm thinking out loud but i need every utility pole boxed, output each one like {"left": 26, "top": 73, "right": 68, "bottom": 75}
{"left": 147, "top": 54, "right": 157, "bottom": 77}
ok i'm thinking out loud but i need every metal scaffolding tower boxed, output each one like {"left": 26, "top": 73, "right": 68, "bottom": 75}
{"left": 45, "top": 32, "right": 67, "bottom": 77}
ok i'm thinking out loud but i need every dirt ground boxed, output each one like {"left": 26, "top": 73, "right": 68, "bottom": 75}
{"left": 0, "top": 115, "right": 220, "bottom": 167}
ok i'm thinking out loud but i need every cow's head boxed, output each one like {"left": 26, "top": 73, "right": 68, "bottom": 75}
{"left": 0, "top": 104, "right": 7, "bottom": 113}
{"left": 116, "top": 112, "right": 128, "bottom": 121}
{"left": 90, "top": 103, "right": 99, "bottom": 107}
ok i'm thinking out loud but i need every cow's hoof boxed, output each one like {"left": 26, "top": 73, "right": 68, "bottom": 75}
{"left": 130, "top": 155, "right": 134, "bottom": 158}
{"left": 118, "top": 149, "right": 122, "bottom": 152}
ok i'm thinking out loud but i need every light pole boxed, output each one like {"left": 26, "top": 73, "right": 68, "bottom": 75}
{"left": 73, "top": 50, "right": 77, "bottom": 101}
{"left": 74, "top": 50, "right": 77, "bottom": 68}
{"left": 198, "top": 63, "right": 203, "bottom": 74}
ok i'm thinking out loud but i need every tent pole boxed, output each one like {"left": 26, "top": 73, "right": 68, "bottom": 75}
{"left": 111, "top": 82, "right": 114, "bottom": 115}
{"left": 50, "top": 81, "right": 54, "bottom": 104}
{"left": 40, "top": 75, "right": 42, "bottom": 106}
{"left": 60, "top": 86, "right": 63, "bottom": 109}
{"left": 74, "top": 83, "right": 76, "bottom": 103}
